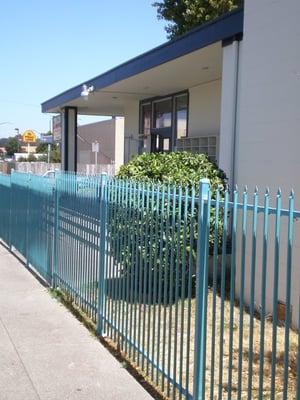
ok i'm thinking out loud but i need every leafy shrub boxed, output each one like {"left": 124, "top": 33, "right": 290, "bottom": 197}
{"left": 110, "top": 152, "right": 227, "bottom": 299}
{"left": 27, "top": 154, "right": 37, "bottom": 162}
{"left": 118, "top": 151, "right": 226, "bottom": 194}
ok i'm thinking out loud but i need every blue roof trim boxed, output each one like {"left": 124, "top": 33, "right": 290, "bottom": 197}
{"left": 42, "top": 8, "right": 244, "bottom": 113}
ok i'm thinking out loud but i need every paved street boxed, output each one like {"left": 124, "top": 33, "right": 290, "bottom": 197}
{"left": 0, "top": 244, "right": 152, "bottom": 400}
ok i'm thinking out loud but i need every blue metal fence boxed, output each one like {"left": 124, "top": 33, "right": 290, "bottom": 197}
{"left": 0, "top": 171, "right": 299, "bottom": 400}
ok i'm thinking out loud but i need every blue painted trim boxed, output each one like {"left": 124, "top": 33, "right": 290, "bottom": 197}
{"left": 42, "top": 8, "right": 244, "bottom": 113}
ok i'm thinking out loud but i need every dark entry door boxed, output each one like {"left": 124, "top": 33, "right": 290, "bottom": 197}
{"left": 150, "top": 128, "right": 172, "bottom": 153}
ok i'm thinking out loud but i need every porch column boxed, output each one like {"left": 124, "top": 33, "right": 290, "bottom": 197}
{"left": 61, "top": 106, "right": 78, "bottom": 171}
{"left": 219, "top": 39, "right": 241, "bottom": 189}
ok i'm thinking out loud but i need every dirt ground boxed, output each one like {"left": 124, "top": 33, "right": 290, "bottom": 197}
{"left": 104, "top": 290, "right": 299, "bottom": 399}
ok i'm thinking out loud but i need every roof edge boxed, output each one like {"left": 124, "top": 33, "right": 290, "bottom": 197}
{"left": 42, "top": 7, "right": 244, "bottom": 113}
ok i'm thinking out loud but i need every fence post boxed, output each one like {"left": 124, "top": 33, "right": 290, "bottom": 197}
{"left": 52, "top": 176, "right": 60, "bottom": 288}
{"left": 97, "top": 173, "right": 108, "bottom": 336}
{"left": 25, "top": 172, "right": 32, "bottom": 267}
{"left": 193, "top": 178, "right": 210, "bottom": 400}
{"left": 8, "top": 171, "right": 13, "bottom": 251}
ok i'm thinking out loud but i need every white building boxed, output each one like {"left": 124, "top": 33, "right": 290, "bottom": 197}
{"left": 42, "top": 0, "right": 300, "bottom": 327}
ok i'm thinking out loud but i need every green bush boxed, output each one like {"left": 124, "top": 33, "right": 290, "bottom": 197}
{"left": 110, "top": 152, "right": 227, "bottom": 299}
{"left": 27, "top": 154, "right": 37, "bottom": 162}
{"left": 118, "top": 151, "right": 226, "bottom": 193}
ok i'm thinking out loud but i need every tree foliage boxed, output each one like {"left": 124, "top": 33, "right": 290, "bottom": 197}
{"left": 5, "top": 137, "right": 21, "bottom": 156}
{"left": 35, "top": 142, "right": 61, "bottom": 163}
{"left": 153, "top": 0, "right": 243, "bottom": 39}
{"left": 50, "top": 146, "right": 61, "bottom": 163}
{"left": 27, "top": 154, "right": 37, "bottom": 162}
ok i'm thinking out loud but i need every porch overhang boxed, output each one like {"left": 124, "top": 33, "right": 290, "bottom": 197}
{"left": 41, "top": 8, "right": 243, "bottom": 115}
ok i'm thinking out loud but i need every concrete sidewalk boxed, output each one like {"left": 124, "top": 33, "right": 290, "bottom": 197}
{"left": 0, "top": 245, "right": 153, "bottom": 400}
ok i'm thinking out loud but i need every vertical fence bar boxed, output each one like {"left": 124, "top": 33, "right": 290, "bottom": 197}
{"left": 156, "top": 184, "right": 165, "bottom": 387}
{"left": 209, "top": 187, "right": 220, "bottom": 400}
{"left": 137, "top": 182, "right": 146, "bottom": 364}
{"left": 142, "top": 182, "right": 151, "bottom": 370}
{"left": 167, "top": 185, "right": 177, "bottom": 396}
{"left": 122, "top": 180, "right": 131, "bottom": 351}
{"left": 8, "top": 172, "right": 13, "bottom": 250}
{"left": 178, "top": 188, "right": 188, "bottom": 399}
{"left": 108, "top": 179, "right": 116, "bottom": 338}
{"left": 282, "top": 191, "right": 294, "bottom": 400}
{"left": 133, "top": 182, "right": 141, "bottom": 361}
{"left": 247, "top": 187, "right": 258, "bottom": 399}
{"left": 173, "top": 186, "right": 182, "bottom": 399}
{"left": 227, "top": 187, "right": 238, "bottom": 399}
{"left": 113, "top": 179, "right": 122, "bottom": 342}
{"left": 258, "top": 188, "right": 270, "bottom": 399}
{"left": 151, "top": 183, "right": 160, "bottom": 381}
{"left": 129, "top": 181, "right": 138, "bottom": 358}
{"left": 117, "top": 181, "right": 126, "bottom": 347}
{"left": 237, "top": 187, "right": 248, "bottom": 400}
{"left": 193, "top": 178, "right": 210, "bottom": 400}
{"left": 25, "top": 173, "right": 31, "bottom": 267}
{"left": 97, "top": 173, "right": 108, "bottom": 336}
{"left": 162, "top": 183, "right": 171, "bottom": 392}
{"left": 218, "top": 187, "right": 229, "bottom": 400}
{"left": 146, "top": 183, "right": 155, "bottom": 374}
{"left": 125, "top": 178, "right": 132, "bottom": 344}
{"left": 52, "top": 177, "right": 59, "bottom": 288}
{"left": 270, "top": 189, "right": 282, "bottom": 400}
{"left": 185, "top": 185, "right": 195, "bottom": 400}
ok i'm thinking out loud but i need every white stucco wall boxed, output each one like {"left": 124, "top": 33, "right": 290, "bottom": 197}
{"left": 124, "top": 100, "right": 140, "bottom": 163}
{"left": 219, "top": 41, "right": 241, "bottom": 186}
{"left": 236, "top": 0, "right": 300, "bottom": 327}
{"left": 114, "top": 117, "right": 125, "bottom": 171}
{"left": 237, "top": 0, "right": 300, "bottom": 195}
{"left": 188, "top": 79, "right": 221, "bottom": 138}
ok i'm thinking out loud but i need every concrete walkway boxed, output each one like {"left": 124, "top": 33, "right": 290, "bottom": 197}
{"left": 0, "top": 245, "right": 153, "bottom": 400}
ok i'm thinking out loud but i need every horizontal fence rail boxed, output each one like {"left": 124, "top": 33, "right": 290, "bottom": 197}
{"left": 0, "top": 171, "right": 299, "bottom": 400}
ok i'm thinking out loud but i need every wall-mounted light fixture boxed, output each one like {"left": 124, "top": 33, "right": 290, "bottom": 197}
{"left": 81, "top": 84, "right": 95, "bottom": 101}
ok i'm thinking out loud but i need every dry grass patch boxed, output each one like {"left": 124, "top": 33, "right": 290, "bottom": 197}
{"left": 105, "top": 290, "right": 299, "bottom": 399}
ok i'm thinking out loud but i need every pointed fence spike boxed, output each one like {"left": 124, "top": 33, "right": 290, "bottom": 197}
{"left": 277, "top": 188, "right": 282, "bottom": 196}
{"left": 290, "top": 189, "right": 295, "bottom": 198}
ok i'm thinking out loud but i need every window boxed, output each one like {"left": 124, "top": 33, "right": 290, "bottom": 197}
{"left": 153, "top": 98, "right": 172, "bottom": 129}
{"left": 139, "top": 91, "right": 189, "bottom": 152}
{"left": 139, "top": 103, "right": 151, "bottom": 153}
{"left": 175, "top": 94, "right": 188, "bottom": 139}
{"left": 141, "top": 103, "right": 151, "bottom": 136}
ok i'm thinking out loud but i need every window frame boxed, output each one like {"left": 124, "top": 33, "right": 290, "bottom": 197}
{"left": 139, "top": 90, "right": 189, "bottom": 151}
{"left": 174, "top": 92, "right": 189, "bottom": 141}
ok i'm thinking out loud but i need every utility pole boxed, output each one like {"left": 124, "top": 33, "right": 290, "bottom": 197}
{"left": 47, "top": 143, "right": 51, "bottom": 163}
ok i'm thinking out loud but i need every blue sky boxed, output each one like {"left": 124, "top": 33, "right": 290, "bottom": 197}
{"left": 0, "top": 1, "right": 166, "bottom": 138}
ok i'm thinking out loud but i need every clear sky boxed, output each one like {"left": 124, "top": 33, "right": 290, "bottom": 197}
{"left": 0, "top": 1, "right": 167, "bottom": 138}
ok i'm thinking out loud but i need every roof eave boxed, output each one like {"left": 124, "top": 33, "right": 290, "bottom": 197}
{"left": 42, "top": 7, "right": 244, "bottom": 113}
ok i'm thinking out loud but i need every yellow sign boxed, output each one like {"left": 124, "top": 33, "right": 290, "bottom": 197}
{"left": 22, "top": 130, "right": 36, "bottom": 143}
